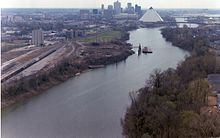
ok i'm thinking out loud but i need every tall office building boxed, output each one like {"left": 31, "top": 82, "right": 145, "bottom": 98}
{"left": 104, "top": 5, "right": 114, "bottom": 19}
{"left": 32, "top": 29, "right": 44, "bottom": 46}
{"left": 127, "top": 3, "right": 132, "bottom": 9}
{"left": 135, "top": 4, "right": 142, "bottom": 15}
{"left": 127, "top": 3, "right": 134, "bottom": 14}
{"left": 108, "top": 5, "right": 114, "bottom": 11}
{"left": 101, "top": 4, "right": 105, "bottom": 15}
{"left": 101, "top": 4, "right": 104, "bottom": 10}
{"left": 114, "top": 0, "right": 121, "bottom": 15}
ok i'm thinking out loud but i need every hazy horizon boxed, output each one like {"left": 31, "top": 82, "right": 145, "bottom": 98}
{"left": 1, "top": 0, "right": 220, "bottom": 9}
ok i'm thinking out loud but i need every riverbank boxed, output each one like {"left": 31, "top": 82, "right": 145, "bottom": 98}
{"left": 122, "top": 26, "right": 220, "bottom": 138}
{"left": 2, "top": 27, "right": 190, "bottom": 138}
{"left": 1, "top": 40, "right": 134, "bottom": 109}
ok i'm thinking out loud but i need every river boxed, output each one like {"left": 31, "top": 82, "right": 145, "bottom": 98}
{"left": 2, "top": 28, "right": 189, "bottom": 138}
{"left": 175, "top": 17, "right": 199, "bottom": 28}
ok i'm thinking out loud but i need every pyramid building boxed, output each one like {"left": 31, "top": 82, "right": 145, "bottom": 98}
{"left": 139, "top": 7, "right": 163, "bottom": 23}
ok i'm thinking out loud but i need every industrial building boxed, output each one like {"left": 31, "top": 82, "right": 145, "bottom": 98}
{"left": 32, "top": 29, "right": 44, "bottom": 46}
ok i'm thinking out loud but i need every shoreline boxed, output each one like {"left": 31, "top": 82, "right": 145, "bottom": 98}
{"left": 1, "top": 41, "right": 134, "bottom": 110}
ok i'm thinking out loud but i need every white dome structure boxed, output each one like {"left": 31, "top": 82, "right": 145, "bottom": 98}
{"left": 139, "top": 7, "right": 163, "bottom": 23}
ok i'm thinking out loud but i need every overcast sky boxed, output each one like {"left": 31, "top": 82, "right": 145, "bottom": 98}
{"left": 1, "top": 0, "right": 220, "bottom": 9}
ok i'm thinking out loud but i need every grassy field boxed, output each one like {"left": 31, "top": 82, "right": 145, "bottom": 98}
{"left": 79, "top": 31, "right": 122, "bottom": 43}
{"left": 1, "top": 42, "right": 28, "bottom": 53}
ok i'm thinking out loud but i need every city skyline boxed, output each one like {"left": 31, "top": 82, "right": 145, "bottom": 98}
{"left": 1, "top": 0, "right": 220, "bottom": 9}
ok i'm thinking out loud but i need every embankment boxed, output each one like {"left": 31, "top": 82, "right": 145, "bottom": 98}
{"left": 1, "top": 41, "right": 134, "bottom": 109}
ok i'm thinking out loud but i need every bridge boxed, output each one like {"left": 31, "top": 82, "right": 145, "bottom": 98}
{"left": 165, "top": 21, "right": 206, "bottom": 25}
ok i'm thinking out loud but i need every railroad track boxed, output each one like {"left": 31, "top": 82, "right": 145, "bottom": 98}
{"left": 1, "top": 48, "right": 58, "bottom": 82}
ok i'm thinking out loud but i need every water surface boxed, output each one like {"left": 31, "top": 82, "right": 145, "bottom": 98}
{"left": 2, "top": 28, "right": 188, "bottom": 138}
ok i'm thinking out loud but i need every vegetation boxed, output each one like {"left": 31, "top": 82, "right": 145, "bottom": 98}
{"left": 1, "top": 40, "right": 133, "bottom": 107}
{"left": 1, "top": 57, "right": 86, "bottom": 98}
{"left": 122, "top": 26, "right": 220, "bottom": 137}
{"left": 79, "top": 31, "right": 122, "bottom": 43}
{"left": 122, "top": 57, "right": 220, "bottom": 138}
{"left": 1, "top": 42, "right": 28, "bottom": 53}
{"left": 161, "top": 25, "right": 209, "bottom": 56}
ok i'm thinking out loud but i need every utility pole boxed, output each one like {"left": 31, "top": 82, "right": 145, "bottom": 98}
{"left": 95, "top": 16, "right": 98, "bottom": 43}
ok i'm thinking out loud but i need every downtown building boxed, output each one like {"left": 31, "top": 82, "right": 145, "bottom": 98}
{"left": 32, "top": 29, "right": 44, "bottom": 46}
{"left": 126, "top": 3, "right": 135, "bottom": 14}
{"left": 135, "top": 4, "right": 142, "bottom": 16}
{"left": 114, "top": 0, "right": 121, "bottom": 15}
{"left": 103, "top": 5, "right": 114, "bottom": 19}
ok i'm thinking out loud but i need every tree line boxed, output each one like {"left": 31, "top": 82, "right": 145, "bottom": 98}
{"left": 122, "top": 26, "right": 220, "bottom": 137}
{"left": 1, "top": 56, "right": 87, "bottom": 99}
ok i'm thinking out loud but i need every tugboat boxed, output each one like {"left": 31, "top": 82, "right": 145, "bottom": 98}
{"left": 142, "top": 47, "right": 152, "bottom": 54}
{"left": 138, "top": 44, "right": 141, "bottom": 55}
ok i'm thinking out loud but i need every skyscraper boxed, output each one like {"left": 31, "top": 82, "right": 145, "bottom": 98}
{"left": 127, "top": 3, "right": 134, "bottom": 14}
{"left": 127, "top": 3, "right": 132, "bottom": 9}
{"left": 104, "top": 5, "right": 114, "bottom": 19}
{"left": 108, "top": 5, "right": 113, "bottom": 11}
{"left": 135, "top": 4, "right": 142, "bottom": 15}
{"left": 101, "top": 4, "right": 105, "bottom": 16}
{"left": 101, "top": 4, "right": 104, "bottom": 10}
{"left": 114, "top": 0, "right": 121, "bottom": 15}
{"left": 32, "top": 29, "right": 44, "bottom": 46}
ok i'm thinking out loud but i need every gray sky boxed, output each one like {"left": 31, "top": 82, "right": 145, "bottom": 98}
{"left": 1, "top": 0, "right": 220, "bottom": 9}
